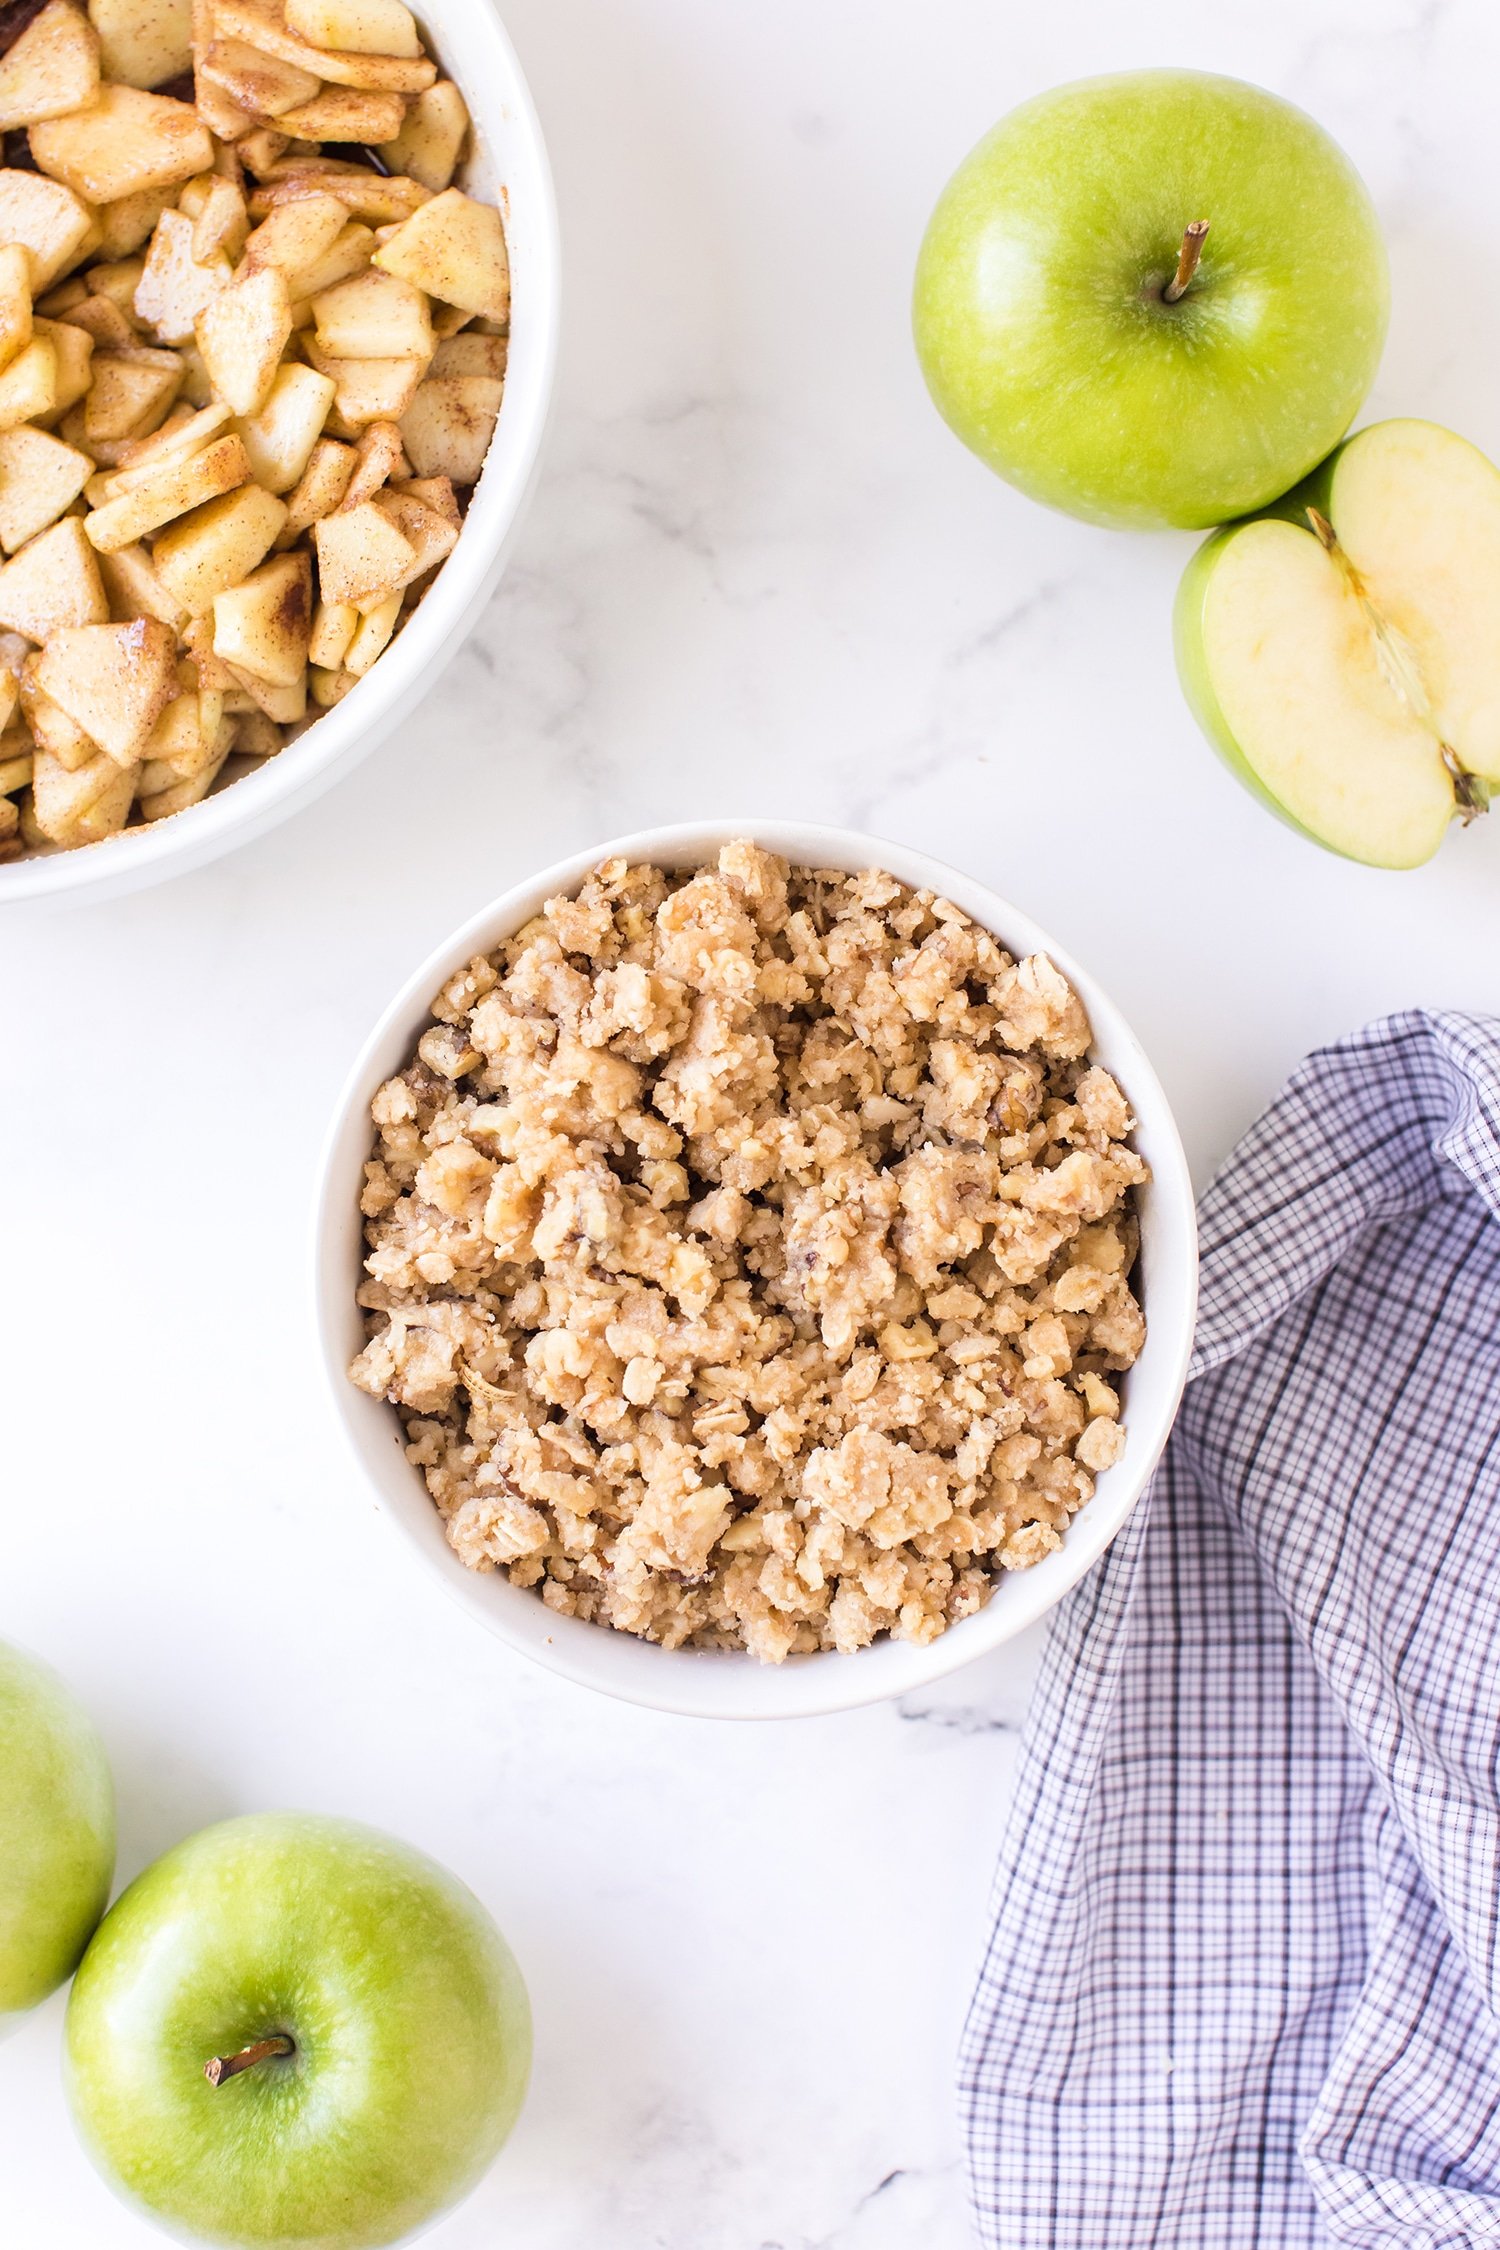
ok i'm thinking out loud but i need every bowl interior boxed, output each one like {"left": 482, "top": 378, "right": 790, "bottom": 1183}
{"left": 317, "top": 823, "right": 1198, "bottom": 1718}
{"left": 0, "top": 0, "right": 559, "bottom": 906}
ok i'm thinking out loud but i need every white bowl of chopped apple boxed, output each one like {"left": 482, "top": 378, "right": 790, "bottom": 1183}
{"left": 0, "top": 0, "right": 557, "bottom": 902}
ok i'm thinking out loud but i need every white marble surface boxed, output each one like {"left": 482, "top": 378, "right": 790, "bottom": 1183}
{"left": 5, "top": 0, "right": 1500, "bottom": 2242}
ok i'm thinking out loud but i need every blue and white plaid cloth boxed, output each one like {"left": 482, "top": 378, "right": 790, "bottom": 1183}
{"left": 960, "top": 1011, "right": 1500, "bottom": 2249}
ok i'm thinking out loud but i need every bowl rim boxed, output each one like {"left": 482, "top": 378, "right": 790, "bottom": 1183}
{"left": 314, "top": 820, "right": 1200, "bottom": 1718}
{"left": 0, "top": 0, "right": 561, "bottom": 908}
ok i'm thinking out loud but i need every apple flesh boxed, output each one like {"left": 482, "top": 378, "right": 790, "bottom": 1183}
{"left": 0, "top": 1639, "right": 114, "bottom": 2030}
{"left": 913, "top": 70, "right": 1389, "bottom": 530}
{"left": 1175, "top": 418, "right": 1500, "bottom": 867}
{"left": 65, "top": 1812, "right": 532, "bottom": 2249}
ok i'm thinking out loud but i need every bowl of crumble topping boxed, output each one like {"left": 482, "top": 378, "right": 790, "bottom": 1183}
{"left": 316, "top": 823, "right": 1197, "bottom": 1718}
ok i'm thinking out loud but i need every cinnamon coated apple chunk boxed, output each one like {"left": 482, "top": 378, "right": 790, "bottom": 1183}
{"left": 0, "top": 0, "right": 509, "bottom": 861}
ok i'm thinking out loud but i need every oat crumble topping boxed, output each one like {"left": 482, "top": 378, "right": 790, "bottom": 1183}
{"left": 349, "top": 842, "right": 1148, "bottom": 1663}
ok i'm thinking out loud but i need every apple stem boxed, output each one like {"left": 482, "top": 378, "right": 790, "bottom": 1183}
{"left": 1163, "top": 221, "right": 1209, "bottom": 303}
{"left": 204, "top": 2034, "right": 296, "bottom": 2087}
{"left": 1442, "top": 743, "right": 1489, "bottom": 823}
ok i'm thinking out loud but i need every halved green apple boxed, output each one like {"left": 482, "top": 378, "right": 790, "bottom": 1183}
{"left": 1175, "top": 418, "right": 1500, "bottom": 867}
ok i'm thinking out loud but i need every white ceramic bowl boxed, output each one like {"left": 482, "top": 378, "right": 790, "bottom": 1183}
{"left": 1, "top": 0, "right": 559, "bottom": 908}
{"left": 316, "top": 823, "right": 1199, "bottom": 1719}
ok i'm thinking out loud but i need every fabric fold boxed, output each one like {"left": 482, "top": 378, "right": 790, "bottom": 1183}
{"left": 960, "top": 1011, "right": 1500, "bottom": 2249}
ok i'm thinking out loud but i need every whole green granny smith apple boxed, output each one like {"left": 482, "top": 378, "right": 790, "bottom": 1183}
{"left": 66, "top": 1813, "right": 532, "bottom": 2250}
{"left": 914, "top": 70, "right": 1390, "bottom": 529}
{"left": 0, "top": 1638, "right": 114, "bottom": 2030}
{"left": 1175, "top": 417, "right": 1500, "bottom": 867}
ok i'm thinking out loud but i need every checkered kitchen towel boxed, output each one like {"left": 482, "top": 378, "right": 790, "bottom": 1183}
{"left": 960, "top": 1011, "right": 1500, "bottom": 2249}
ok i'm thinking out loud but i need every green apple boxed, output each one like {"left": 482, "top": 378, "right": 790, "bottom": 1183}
{"left": 1175, "top": 418, "right": 1500, "bottom": 868}
{"left": 913, "top": 70, "right": 1389, "bottom": 530}
{"left": 65, "top": 1812, "right": 532, "bottom": 2249}
{"left": 0, "top": 1638, "right": 114, "bottom": 2029}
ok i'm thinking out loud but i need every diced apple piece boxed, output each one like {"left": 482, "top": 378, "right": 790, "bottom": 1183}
{"left": 397, "top": 374, "right": 499, "bottom": 485}
{"left": 338, "top": 414, "right": 402, "bottom": 508}
{"left": 35, "top": 273, "right": 86, "bottom": 317}
{"left": 0, "top": 749, "right": 32, "bottom": 795}
{"left": 136, "top": 738, "right": 229, "bottom": 819}
{"left": 429, "top": 331, "right": 505, "bottom": 382}
{"left": 31, "top": 86, "right": 214, "bottom": 203}
{"left": 31, "top": 615, "right": 177, "bottom": 761}
{"left": 71, "top": 757, "right": 135, "bottom": 836}
{"left": 284, "top": 221, "right": 372, "bottom": 312}
{"left": 235, "top": 357, "right": 333, "bottom": 492}
{"left": 307, "top": 592, "right": 353, "bottom": 665}
{"left": 96, "top": 537, "right": 185, "bottom": 626}
{"left": 232, "top": 707, "right": 280, "bottom": 757}
{"left": 343, "top": 583, "right": 397, "bottom": 674}
{"left": 175, "top": 342, "right": 213, "bottom": 407}
{"left": 250, "top": 166, "right": 427, "bottom": 224}
{"left": 236, "top": 125, "right": 289, "bottom": 176}
{"left": 0, "top": 514, "right": 106, "bottom": 634}
{"left": 196, "top": 73, "right": 252, "bottom": 141}
{"left": 379, "top": 79, "right": 467, "bottom": 195}
{"left": 371, "top": 485, "right": 455, "bottom": 579}
{"left": 93, "top": 184, "right": 175, "bottom": 259}
{"left": 210, "top": 547, "right": 309, "bottom": 683}
{"left": 194, "top": 261, "right": 290, "bottom": 416}
{"left": 273, "top": 429, "right": 350, "bottom": 540}
{"left": 0, "top": 423, "right": 91, "bottom": 550}
{"left": 0, "top": 168, "right": 98, "bottom": 292}
{"left": 133, "top": 208, "right": 230, "bottom": 345}
{"left": 179, "top": 609, "right": 234, "bottom": 687}
{"left": 84, "top": 256, "right": 145, "bottom": 318}
{"left": 103, "top": 398, "right": 230, "bottom": 488}
{"left": 285, "top": 0, "right": 418, "bottom": 56}
{"left": 88, "top": 0, "right": 192, "bottom": 90}
{"left": 279, "top": 85, "right": 404, "bottom": 142}
{"left": 83, "top": 347, "right": 181, "bottom": 444}
{"left": 32, "top": 742, "right": 132, "bottom": 838}
{"left": 192, "top": 174, "right": 248, "bottom": 264}
{"left": 0, "top": 2, "right": 99, "bottom": 133}
{"left": 139, "top": 687, "right": 224, "bottom": 777}
{"left": 394, "top": 469, "right": 457, "bottom": 526}
{"left": 311, "top": 264, "right": 429, "bottom": 363}
{"left": 152, "top": 477, "right": 285, "bottom": 611}
{"left": 22, "top": 667, "right": 97, "bottom": 766}
{"left": 222, "top": 656, "right": 303, "bottom": 720}
{"left": 30, "top": 314, "right": 91, "bottom": 414}
{"left": 61, "top": 291, "right": 132, "bottom": 348}
{"left": 373, "top": 188, "right": 507, "bottom": 322}
{"left": 200, "top": 36, "right": 319, "bottom": 119}
{"left": 84, "top": 428, "right": 248, "bottom": 547}
{"left": 304, "top": 339, "right": 423, "bottom": 429}
{"left": 211, "top": 1, "right": 433, "bottom": 90}
{"left": 308, "top": 660, "right": 353, "bottom": 706}
{"left": 0, "top": 244, "right": 31, "bottom": 377}
{"left": 138, "top": 739, "right": 228, "bottom": 818}
{"left": 311, "top": 493, "right": 410, "bottom": 602}
{"left": 239, "top": 188, "right": 346, "bottom": 278}
{"left": 0, "top": 336, "right": 56, "bottom": 429}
